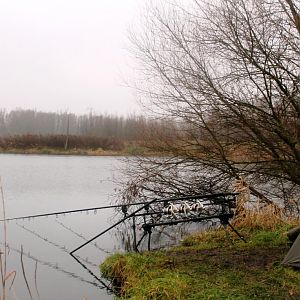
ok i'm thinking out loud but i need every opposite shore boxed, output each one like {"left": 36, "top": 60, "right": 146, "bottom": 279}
{"left": 0, "top": 146, "right": 151, "bottom": 156}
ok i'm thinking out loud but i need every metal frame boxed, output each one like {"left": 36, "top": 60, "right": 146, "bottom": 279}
{"left": 68, "top": 192, "right": 244, "bottom": 291}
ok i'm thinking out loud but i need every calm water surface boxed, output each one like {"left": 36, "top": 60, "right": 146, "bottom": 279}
{"left": 0, "top": 154, "right": 125, "bottom": 300}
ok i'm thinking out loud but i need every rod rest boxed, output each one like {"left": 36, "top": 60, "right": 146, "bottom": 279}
{"left": 141, "top": 213, "right": 234, "bottom": 229}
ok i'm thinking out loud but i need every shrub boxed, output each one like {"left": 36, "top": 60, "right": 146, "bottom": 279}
{"left": 0, "top": 134, "right": 124, "bottom": 151}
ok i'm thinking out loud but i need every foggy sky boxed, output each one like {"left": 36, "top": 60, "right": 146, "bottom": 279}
{"left": 0, "top": 0, "right": 142, "bottom": 115}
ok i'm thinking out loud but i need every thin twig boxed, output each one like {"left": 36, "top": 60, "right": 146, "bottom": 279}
{"left": 34, "top": 260, "right": 40, "bottom": 300}
{"left": 0, "top": 177, "right": 7, "bottom": 300}
{"left": 20, "top": 245, "right": 34, "bottom": 300}
{"left": 0, "top": 254, "right": 4, "bottom": 300}
{"left": 5, "top": 270, "right": 16, "bottom": 290}
{"left": 11, "top": 287, "right": 18, "bottom": 300}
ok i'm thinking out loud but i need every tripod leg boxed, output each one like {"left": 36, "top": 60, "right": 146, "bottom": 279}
{"left": 222, "top": 224, "right": 234, "bottom": 245}
{"left": 227, "top": 222, "right": 247, "bottom": 243}
{"left": 147, "top": 229, "right": 152, "bottom": 251}
{"left": 136, "top": 231, "right": 147, "bottom": 251}
{"left": 132, "top": 216, "right": 137, "bottom": 252}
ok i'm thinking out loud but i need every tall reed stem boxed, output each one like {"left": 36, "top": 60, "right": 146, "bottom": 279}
{"left": 0, "top": 177, "right": 7, "bottom": 300}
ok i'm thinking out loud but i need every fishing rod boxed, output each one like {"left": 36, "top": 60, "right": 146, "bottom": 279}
{"left": 0, "top": 202, "right": 144, "bottom": 222}
{"left": 0, "top": 192, "right": 238, "bottom": 222}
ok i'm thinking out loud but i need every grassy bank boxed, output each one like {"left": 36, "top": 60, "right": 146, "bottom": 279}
{"left": 100, "top": 225, "right": 300, "bottom": 299}
{"left": 0, "top": 144, "right": 152, "bottom": 156}
{"left": 0, "top": 147, "right": 126, "bottom": 156}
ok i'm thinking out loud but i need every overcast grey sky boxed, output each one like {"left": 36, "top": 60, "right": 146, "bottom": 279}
{"left": 0, "top": 0, "right": 142, "bottom": 115}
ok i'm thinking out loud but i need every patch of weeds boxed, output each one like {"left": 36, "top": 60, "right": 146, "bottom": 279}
{"left": 179, "top": 229, "right": 233, "bottom": 250}
{"left": 129, "top": 272, "right": 188, "bottom": 300}
{"left": 249, "top": 230, "right": 284, "bottom": 247}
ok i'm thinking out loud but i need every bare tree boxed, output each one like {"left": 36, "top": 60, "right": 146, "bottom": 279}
{"left": 121, "top": 0, "right": 300, "bottom": 208}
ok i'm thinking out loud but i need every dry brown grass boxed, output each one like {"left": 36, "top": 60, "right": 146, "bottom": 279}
{"left": 232, "top": 177, "right": 299, "bottom": 230}
{"left": 233, "top": 203, "right": 288, "bottom": 230}
{"left": 0, "top": 134, "right": 124, "bottom": 151}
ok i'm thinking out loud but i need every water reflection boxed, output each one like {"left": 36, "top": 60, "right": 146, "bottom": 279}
{"left": 4, "top": 215, "right": 117, "bottom": 299}
{"left": 55, "top": 219, "right": 111, "bottom": 254}
{"left": 16, "top": 223, "right": 99, "bottom": 268}
{"left": 0, "top": 154, "right": 121, "bottom": 300}
{"left": 13, "top": 243, "right": 102, "bottom": 287}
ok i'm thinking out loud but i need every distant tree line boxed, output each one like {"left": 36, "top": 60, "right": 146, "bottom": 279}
{"left": 0, "top": 109, "right": 155, "bottom": 141}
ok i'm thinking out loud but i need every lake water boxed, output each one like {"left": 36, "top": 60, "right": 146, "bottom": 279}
{"left": 0, "top": 154, "right": 126, "bottom": 300}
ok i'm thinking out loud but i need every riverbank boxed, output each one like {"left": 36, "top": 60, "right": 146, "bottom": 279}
{"left": 0, "top": 145, "right": 151, "bottom": 156}
{"left": 100, "top": 225, "right": 300, "bottom": 299}
{"left": 0, "top": 147, "right": 124, "bottom": 156}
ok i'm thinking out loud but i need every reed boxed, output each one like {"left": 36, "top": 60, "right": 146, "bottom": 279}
{"left": 0, "top": 178, "right": 16, "bottom": 300}
{"left": 0, "top": 179, "right": 37, "bottom": 300}
{"left": 232, "top": 177, "right": 299, "bottom": 230}
{"left": 20, "top": 246, "right": 33, "bottom": 300}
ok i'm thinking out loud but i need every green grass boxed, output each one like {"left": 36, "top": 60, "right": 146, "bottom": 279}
{"left": 100, "top": 225, "right": 300, "bottom": 299}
